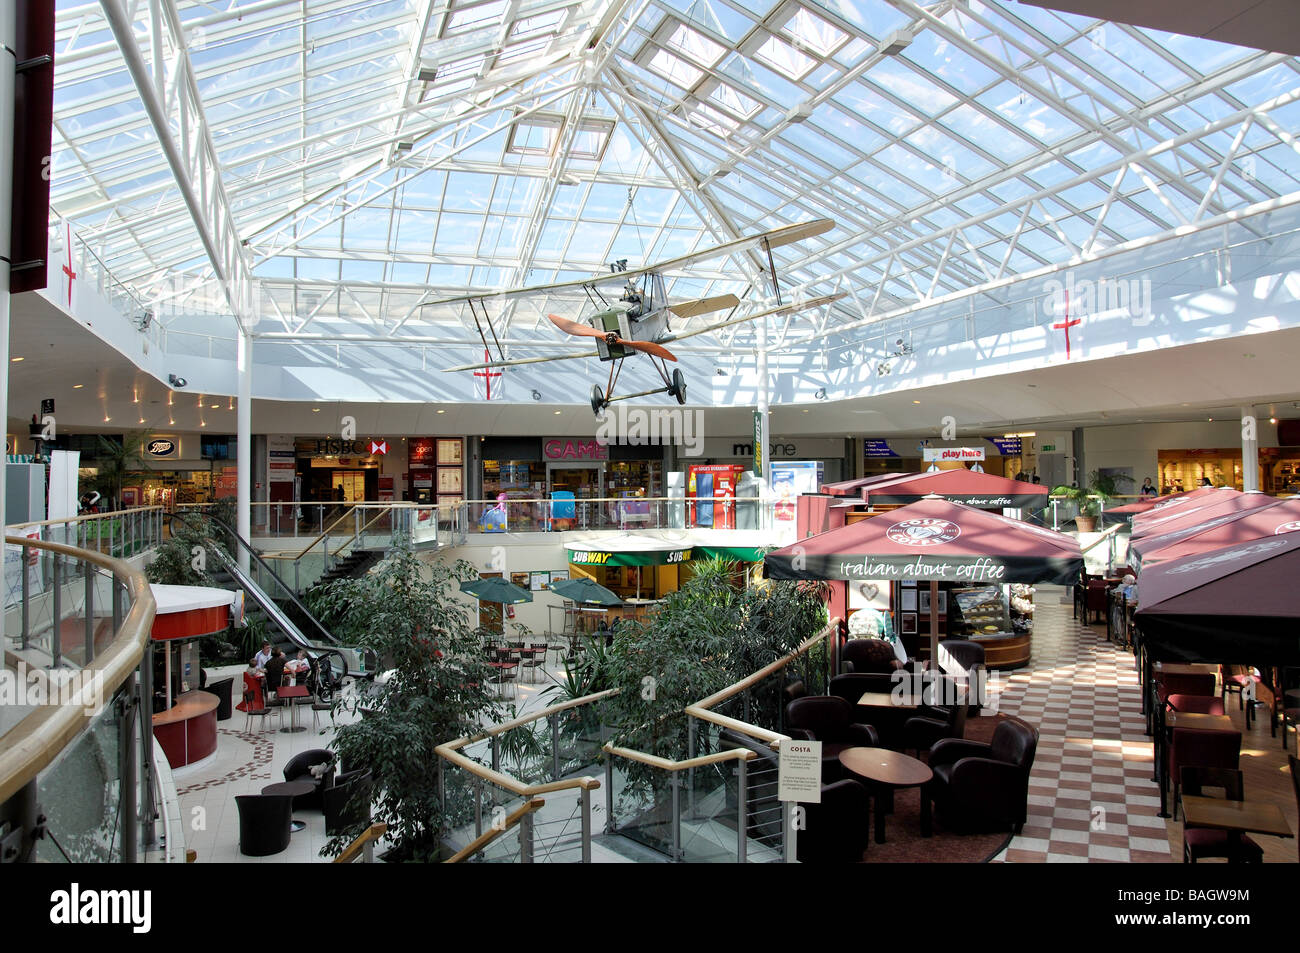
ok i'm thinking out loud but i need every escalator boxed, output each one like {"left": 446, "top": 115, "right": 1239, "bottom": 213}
{"left": 167, "top": 513, "right": 375, "bottom": 683}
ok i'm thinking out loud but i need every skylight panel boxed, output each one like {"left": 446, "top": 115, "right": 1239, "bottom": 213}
{"left": 508, "top": 10, "right": 565, "bottom": 41}
{"left": 784, "top": 7, "right": 847, "bottom": 56}
{"left": 447, "top": 0, "right": 509, "bottom": 36}
{"left": 686, "top": 100, "right": 740, "bottom": 136}
{"left": 648, "top": 49, "right": 705, "bottom": 88}
{"left": 506, "top": 115, "right": 561, "bottom": 156}
{"left": 708, "top": 81, "right": 761, "bottom": 119}
{"left": 667, "top": 23, "right": 726, "bottom": 68}
{"left": 570, "top": 119, "right": 615, "bottom": 161}
{"left": 755, "top": 34, "right": 816, "bottom": 81}
{"left": 434, "top": 212, "right": 486, "bottom": 254}
{"left": 866, "top": 59, "right": 958, "bottom": 118}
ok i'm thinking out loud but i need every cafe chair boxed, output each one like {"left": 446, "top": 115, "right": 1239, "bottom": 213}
{"left": 841, "top": 638, "right": 904, "bottom": 675}
{"left": 786, "top": 696, "right": 880, "bottom": 784}
{"left": 311, "top": 696, "right": 336, "bottom": 733}
{"left": 284, "top": 749, "right": 336, "bottom": 811}
{"left": 524, "top": 642, "right": 549, "bottom": 682}
{"left": 241, "top": 689, "right": 279, "bottom": 734}
{"left": 1084, "top": 580, "right": 1108, "bottom": 624}
{"left": 1180, "top": 766, "right": 1263, "bottom": 864}
{"left": 1165, "top": 694, "right": 1226, "bottom": 716}
{"left": 828, "top": 672, "right": 900, "bottom": 746}
{"left": 1157, "top": 671, "right": 1218, "bottom": 704}
{"left": 904, "top": 690, "right": 969, "bottom": 760}
{"left": 1168, "top": 727, "right": 1241, "bottom": 820}
{"left": 927, "top": 716, "right": 1038, "bottom": 834}
{"left": 235, "top": 794, "right": 293, "bottom": 857}
{"left": 324, "top": 769, "right": 374, "bottom": 836}
{"left": 798, "top": 779, "right": 872, "bottom": 864}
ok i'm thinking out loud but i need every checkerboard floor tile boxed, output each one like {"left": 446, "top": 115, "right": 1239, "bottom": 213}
{"left": 987, "top": 585, "right": 1169, "bottom": 863}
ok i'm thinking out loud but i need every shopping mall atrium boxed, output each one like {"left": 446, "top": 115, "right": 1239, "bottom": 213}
{"left": 2, "top": 0, "right": 1299, "bottom": 879}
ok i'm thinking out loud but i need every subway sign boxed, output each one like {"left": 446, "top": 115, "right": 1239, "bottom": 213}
{"left": 567, "top": 548, "right": 692, "bottom": 566}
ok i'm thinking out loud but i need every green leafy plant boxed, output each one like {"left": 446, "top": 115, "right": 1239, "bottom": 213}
{"left": 95, "top": 431, "right": 150, "bottom": 509}
{"left": 307, "top": 547, "right": 501, "bottom": 862}
{"left": 145, "top": 524, "right": 213, "bottom": 587}
{"left": 1052, "top": 470, "right": 1134, "bottom": 519}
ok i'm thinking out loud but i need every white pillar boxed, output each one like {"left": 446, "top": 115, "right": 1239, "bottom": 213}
{"left": 237, "top": 328, "right": 252, "bottom": 570}
{"left": 0, "top": 1, "right": 17, "bottom": 641}
{"left": 756, "top": 315, "right": 771, "bottom": 528}
{"left": 1241, "top": 405, "right": 1259, "bottom": 491}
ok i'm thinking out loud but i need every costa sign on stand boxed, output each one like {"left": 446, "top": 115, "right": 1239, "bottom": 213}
{"left": 544, "top": 438, "right": 608, "bottom": 461}
{"left": 921, "top": 447, "right": 985, "bottom": 462}
{"left": 147, "top": 436, "right": 178, "bottom": 458}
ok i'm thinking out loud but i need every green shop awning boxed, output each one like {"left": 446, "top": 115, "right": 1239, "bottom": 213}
{"left": 693, "top": 545, "right": 768, "bottom": 562}
{"left": 566, "top": 546, "right": 691, "bottom": 567}
{"left": 564, "top": 533, "right": 770, "bottom": 567}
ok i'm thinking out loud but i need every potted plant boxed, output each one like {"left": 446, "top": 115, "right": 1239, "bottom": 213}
{"left": 1051, "top": 471, "right": 1132, "bottom": 532}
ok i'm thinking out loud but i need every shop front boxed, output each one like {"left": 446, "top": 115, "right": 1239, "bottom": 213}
{"left": 1156, "top": 446, "right": 1300, "bottom": 494}
{"left": 408, "top": 436, "right": 465, "bottom": 507}
{"left": 121, "top": 433, "right": 228, "bottom": 507}
{"left": 295, "top": 437, "right": 385, "bottom": 504}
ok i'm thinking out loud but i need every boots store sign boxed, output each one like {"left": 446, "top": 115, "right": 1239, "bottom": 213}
{"left": 146, "top": 435, "right": 180, "bottom": 458}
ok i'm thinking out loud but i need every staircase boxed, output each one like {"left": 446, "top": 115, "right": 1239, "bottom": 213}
{"left": 313, "top": 549, "right": 383, "bottom": 587}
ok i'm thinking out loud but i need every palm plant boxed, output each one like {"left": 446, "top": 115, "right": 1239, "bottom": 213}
{"left": 95, "top": 431, "right": 151, "bottom": 509}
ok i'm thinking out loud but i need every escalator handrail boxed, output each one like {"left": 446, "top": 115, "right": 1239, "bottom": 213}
{"left": 167, "top": 511, "right": 343, "bottom": 648}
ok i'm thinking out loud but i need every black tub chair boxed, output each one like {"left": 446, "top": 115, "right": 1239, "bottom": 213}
{"left": 799, "top": 779, "right": 872, "bottom": 863}
{"left": 324, "top": 770, "right": 373, "bottom": 836}
{"left": 926, "top": 717, "right": 1038, "bottom": 834}
{"left": 283, "top": 749, "right": 335, "bottom": 810}
{"left": 786, "top": 696, "right": 879, "bottom": 783}
{"left": 236, "top": 794, "right": 293, "bottom": 856}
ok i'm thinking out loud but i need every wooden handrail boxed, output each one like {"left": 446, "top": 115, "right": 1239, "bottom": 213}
{"left": 444, "top": 798, "right": 544, "bottom": 863}
{"left": 8, "top": 505, "right": 163, "bottom": 532}
{"left": 333, "top": 822, "right": 388, "bottom": 863}
{"left": 0, "top": 536, "right": 156, "bottom": 805}
{"left": 1078, "top": 523, "right": 1125, "bottom": 554}
{"left": 601, "top": 743, "right": 756, "bottom": 772}
{"left": 435, "top": 689, "right": 618, "bottom": 798}
{"left": 685, "top": 617, "right": 839, "bottom": 749}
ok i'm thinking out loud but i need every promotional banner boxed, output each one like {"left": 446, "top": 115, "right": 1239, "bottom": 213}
{"left": 4, "top": 527, "right": 44, "bottom": 610}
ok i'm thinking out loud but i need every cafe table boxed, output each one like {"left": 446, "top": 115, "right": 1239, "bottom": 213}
{"left": 838, "top": 748, "right": 933, "bottom": 844}
{"left": 1181, "top": 795, "right": 1294, "bottom": 862}
{"left": 277, "top": 685, "right": 309, "bottom": 733}
{"left": 1165, "top": 712, "right": 1235, "bottom": 732}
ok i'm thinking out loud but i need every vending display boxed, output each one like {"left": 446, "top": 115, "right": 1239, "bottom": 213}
{"left": 770, "top": 460, "right": 825, "bottom": 521}
{"left": 687, "top": 464, "right": 746, "bottom": 529}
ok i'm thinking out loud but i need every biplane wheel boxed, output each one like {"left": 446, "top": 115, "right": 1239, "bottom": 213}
{"left": 590, "top": 385, "right": 607, "bottom": 416}
{"left": 670, "top": 368, "right": 687, "bottom": 405}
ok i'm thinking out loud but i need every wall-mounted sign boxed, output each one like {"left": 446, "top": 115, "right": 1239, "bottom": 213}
{"left": 147, "top": 436, "right": 178, "bottom": 458}
{"left": 296, "top": 438, "right": 379, "bottom": 458}
{"left": 922, "top": 447, "right": 986, "bottom": 462}
{"left": 990, "top": 437, "right": 1022, "bottom": 456}
{"left": 864, "top": 439, "right": 899, "bottom": 458}
{"left": 1040, "top": 444, "right": 1056, "bottom": 452}
{"left": 369, "top": 440, "right": 388, "bottom": 456}
{"left": 268, "top": 434, "right": 295, "bottom": 483}
{"left": 752, "top": 412, "right": 763, "bottom": 475}
{"left": 409, "top": 438, "right": 435, "bottom": 466}
{"left": 544, "top": 438, "right": 609, "bottom": 461}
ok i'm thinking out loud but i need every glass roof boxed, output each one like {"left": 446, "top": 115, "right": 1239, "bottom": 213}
{"left": 48, "top": 0, "right": 1300, "bottom": 368}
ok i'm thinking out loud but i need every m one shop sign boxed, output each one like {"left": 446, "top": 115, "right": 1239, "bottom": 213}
{"left": 544, "top": 438, "right": 608, "bottom": 461}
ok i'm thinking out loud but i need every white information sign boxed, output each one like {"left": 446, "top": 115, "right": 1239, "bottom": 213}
{"left": 777, "top": 739, "right": 822, "bottom": 804}
{"left": 922, "top": 446, "right": 986, "bottom": 462}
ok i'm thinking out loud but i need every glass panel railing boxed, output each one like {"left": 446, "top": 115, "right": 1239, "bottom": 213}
{"left": 34, "top": 683, "right": 127, "bottom": 863}
{"left": 465, "top": 497, "right": 774, "bottom": 534}
{"left": 607, "top": 758, "right": 678, "bottom": 859}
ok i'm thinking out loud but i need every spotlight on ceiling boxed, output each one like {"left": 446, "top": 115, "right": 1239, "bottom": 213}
{"left": 531, "top": 390, "right": 542, "bottom": 401}
{"left": 168, "top": 374, "right": 187, "bottom": 388}
{"left": 877, "top": 362, "right": 892, "bottom": 376}
{"left": 715, "top": 368, "right": 728, "bottom": 377}
{"left": 814, "top": 387, "right": 827, "bottom": 400}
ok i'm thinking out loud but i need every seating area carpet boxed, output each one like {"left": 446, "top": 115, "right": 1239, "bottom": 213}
{"left": 854, "top": 713, "right": 1012, "bottom": 863}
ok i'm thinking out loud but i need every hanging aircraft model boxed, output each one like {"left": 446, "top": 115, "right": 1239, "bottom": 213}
{"left": 438, "top": 219, "right": 842, "bottom": 414}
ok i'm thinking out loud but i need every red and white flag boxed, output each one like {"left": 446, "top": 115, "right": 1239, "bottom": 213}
{"left": 472, "top": 348, "right": 505, "bottom": 401}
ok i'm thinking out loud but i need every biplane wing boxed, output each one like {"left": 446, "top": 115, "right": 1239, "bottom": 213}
{"left": 418, "top": 220, "right": 834, "bottom": 310}
{"left": 659, "top": 293, "right": 846, "bottom": 342}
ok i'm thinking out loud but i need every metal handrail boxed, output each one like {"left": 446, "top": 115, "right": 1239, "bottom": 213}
{"left": 0, "top": 536, "right": 156, "bottom": 806}
{"left": 293, "top": 505, "right": 362, "bottom": 560}
{"left": 6, "top": 505, "right": 163, "bottom": 532}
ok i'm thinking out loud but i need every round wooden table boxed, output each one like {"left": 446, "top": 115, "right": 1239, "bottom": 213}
{"left": 261, "top": 779, "right": 317, "bottom": 832}
{"left": 838, "top": 747, "right": 933, "bottom": 844}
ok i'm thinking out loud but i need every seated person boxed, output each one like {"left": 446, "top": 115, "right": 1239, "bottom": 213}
{"left": 285, "top": 649, "right": 310, "bottom": 677}
{"left": 264, "top": 649, "right": 288, "bottom": 692}
{"left": 253, "top": 640, "right": 273, "bottom": 670}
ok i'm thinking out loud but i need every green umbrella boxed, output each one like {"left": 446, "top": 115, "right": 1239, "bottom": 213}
{"left": 459, "top": 577, "right": 533, "bottom": 604}
{"left": 548, "top": 576, "right": 623, "bottom": 606}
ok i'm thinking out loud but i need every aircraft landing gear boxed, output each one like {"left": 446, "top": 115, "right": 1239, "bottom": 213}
{"left": 668, "top": 368, "right": 687, "bottom": 405}
{"left": 590, "top": 385, "right": 608, "bottom": 415}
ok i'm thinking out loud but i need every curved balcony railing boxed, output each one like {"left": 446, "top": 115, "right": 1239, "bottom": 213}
{"left": 1, "top": 535, "right": 158, "bottom": 863}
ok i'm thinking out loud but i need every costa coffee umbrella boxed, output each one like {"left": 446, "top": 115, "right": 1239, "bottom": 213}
{"left": 1134, "top": 532, "right": 1300, "bottom": 665}
{"left": 765, "top": 497, "right": 1083, "bottom": 661}
{"left": 1129, "top": 489, "right": 1274, "bottom": 540}
{"left": 1128, "top": 486, "right": 1231, "bottom": 533}
{"left": 1130, "top": 497, "right": 1300, "bottom": 571}
{"left": 859, "top": 469, "right": 1048, "bottom": 509}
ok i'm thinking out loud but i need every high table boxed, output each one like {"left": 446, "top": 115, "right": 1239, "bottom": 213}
{"left": 838, "top": 747, "right": 933, "bottom": 844}
{"left": 1181, "top": 795, "right": 1294, "bottom": 861}
{"left": 277, "top": 685, "right": 309, "bottom": 733}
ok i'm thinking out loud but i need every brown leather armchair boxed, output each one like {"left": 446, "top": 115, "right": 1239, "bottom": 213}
{"left": 799, "top": 779, "right": 871, "bottom": 863}
{"left": 786, "top": 696, "right": 880, "bottom": 783}
{"left": 841, "top": 638, "right": 904, "bottom": 674}
{"left": 926, "top": 716, "right": 1038, "bottom": 833}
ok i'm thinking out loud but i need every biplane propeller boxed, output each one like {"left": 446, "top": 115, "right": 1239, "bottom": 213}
{"left": 438, "top": 219, "right": 838, "bottom": 414}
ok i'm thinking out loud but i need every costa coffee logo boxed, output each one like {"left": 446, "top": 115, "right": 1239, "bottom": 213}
{"left": 1166, "top": 539, "right": 1287, "bottom": 574}
{"left": 147, "top": 439, "right": 175, "bottom": 456}
{"left": 886, "top": 518, "right": 961, "bottom": 547}
{"left": 1275, "top": 521, "right": 1300, "bottom": 535}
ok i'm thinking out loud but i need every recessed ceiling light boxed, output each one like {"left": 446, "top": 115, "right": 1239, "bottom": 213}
{"left": 553, "top": 410, "right": 562, "bottom": 415}
{"left": 1243, "top": 353, "right": 1255, "bottom": 358}
{"left": 73, "top": 383, "right": 84, "bottom": 389}
{"left": 10, "top": 357, "right": 23, "bottom": 362}
{"left": 1026, "top": 383, "right": 1037, "bottom": 388}
{"left": 210, "top": 404, "right": 220, "bottom": 408}
{"left": 802, "top": 409, "right": 809, "bottom": 413}
{"left": 104, "top": 416, "right": 111, "bottom": 422}
{"left": 312, "top": 408, "right": 321, "bottom": 413}
{"left": 436, "top": 409, "right": 446, "bottom": 414}
{"left": 912, "top": 400, "right": 920, "bottom": 404}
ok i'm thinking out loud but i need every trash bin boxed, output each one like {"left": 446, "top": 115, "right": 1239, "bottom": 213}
{"left": 206, "top": 677, "right": 235, "bottom": 721}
